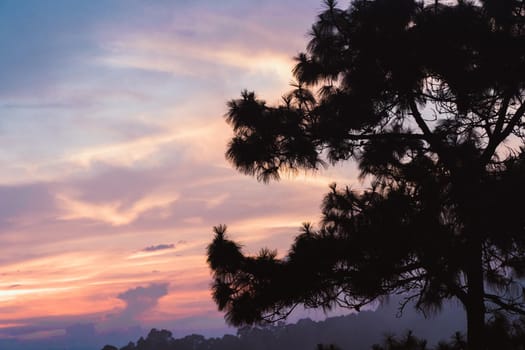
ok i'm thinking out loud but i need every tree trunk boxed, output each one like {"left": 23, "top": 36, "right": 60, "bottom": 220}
{"left": 466, "top": 235, "right": 485, "bottom": 350}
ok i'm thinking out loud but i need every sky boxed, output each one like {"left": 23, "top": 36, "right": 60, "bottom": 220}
{"left": 0, "top": 0, "right": 361, "bottom": 345}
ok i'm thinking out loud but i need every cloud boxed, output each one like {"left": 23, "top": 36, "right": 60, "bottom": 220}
{"left": 98, "top": 39, "right": 295, "bottom": 82}
{"left": 142, "top": 244, "right": 175, "bottom": 253}
{"left": 56, "top": 192, "right": 178, "bottom": 226}
{"left": 118, "top": 283, "right": 169, "bottom": 311}
{"left": 94, "top": 1, "right": 322, "bottom": 80}
{"left": 0, "top": 118, "right": 228, "bottom": 186}
{"left": 101, "top": 283, "right": 169, "bottom": 329}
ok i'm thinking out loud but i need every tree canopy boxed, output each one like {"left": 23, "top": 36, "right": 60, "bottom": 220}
{"left": 207, "top": 1, "right": 525, "bottom": 349}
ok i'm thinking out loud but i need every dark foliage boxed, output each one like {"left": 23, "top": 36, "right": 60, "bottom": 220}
{"left": 373, "top": 314, "right": 525, "bottom": 350}
{"left": 209, "top": 0, "right": 525, "bottom": 349}
{"left": 372, "top": 331, "right": 430, "bottom": 350}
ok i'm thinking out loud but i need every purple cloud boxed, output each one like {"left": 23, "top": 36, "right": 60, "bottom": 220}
{"left": 142, "top": 244, "right": 174, "bottom": 252}
{"left": 108, "top": 283, "right": 169, "bottom": 327}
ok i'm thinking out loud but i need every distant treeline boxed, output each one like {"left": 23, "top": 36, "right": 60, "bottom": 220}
{"left": 101, "top": 313, "right": 525, "bottom": 350}
{"left": 100, "top": 298, "right": 468, "bottom": 350}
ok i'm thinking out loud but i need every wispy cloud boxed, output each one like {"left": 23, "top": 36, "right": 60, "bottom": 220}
{"left": 95, "top": 4, "right": 316, "bottom": 80}
{"left": 56, "top": 192, "right": 178, "bottom": 226}
{"left": 64, "top": 120, "right": 224, "bottom": 169}
{"left": 98, "top": 38, "right": 295, "bottom": 81}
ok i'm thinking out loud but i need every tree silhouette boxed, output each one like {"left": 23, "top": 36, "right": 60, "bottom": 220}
{"left": 101, "top": 346, "right": 118, "bottom": 350}
{"left": 372, "top": 331, "right": 429, "bottom": 350}
{"left": 207, "top": 0, "right": 525, "bottom": 349}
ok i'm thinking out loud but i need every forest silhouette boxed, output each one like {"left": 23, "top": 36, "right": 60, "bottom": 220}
{"left": 98, "top": 297, "right": 464, "bottom": 350}
{"left": 99, "top": 308, "right": 525, "bottom": 350}
{"left": 206, "top": 0, "right": 525, "bottom": 349}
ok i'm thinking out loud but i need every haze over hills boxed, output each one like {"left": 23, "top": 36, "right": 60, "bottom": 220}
{"left": 0, "top": 297, "right": 465, "bottom": 350}
{"left": 103, "top": 298, "right": 466, "bottom": 350}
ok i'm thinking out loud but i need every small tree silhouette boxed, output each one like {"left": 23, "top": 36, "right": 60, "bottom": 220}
{"left": 372, "top": 331, "right": 428, "bottom": 350}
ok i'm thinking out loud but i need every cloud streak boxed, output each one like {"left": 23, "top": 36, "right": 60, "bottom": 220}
{"left": 56, "top": 192, "right": 178, "bottom": 226}
{"left": 142, "top": 244, "right": 175, "bottom": 252}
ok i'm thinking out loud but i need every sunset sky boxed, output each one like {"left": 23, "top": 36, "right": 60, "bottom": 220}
{"left": 0, "top": 0, "right": 359, "bottom": 342}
